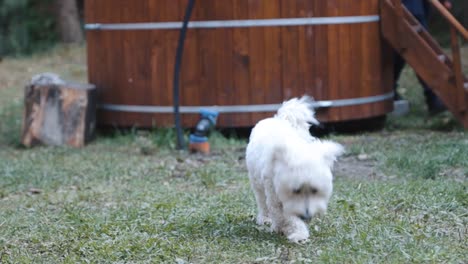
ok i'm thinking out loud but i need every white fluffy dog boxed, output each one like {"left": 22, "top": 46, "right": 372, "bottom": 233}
{"left": 246, "top": 96, "right": 344, "bottom": 243}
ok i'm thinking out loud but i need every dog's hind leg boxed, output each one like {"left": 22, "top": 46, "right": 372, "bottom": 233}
{"left": 250, "top": 179, "right": 272, "bottom": 226}
{"left": 262, "top": 177, "right": 287, "bottom": 234}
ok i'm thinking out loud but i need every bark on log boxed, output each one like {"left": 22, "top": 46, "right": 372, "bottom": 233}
{"left": 21, "top": 73, "right": 96, "bottom": 147}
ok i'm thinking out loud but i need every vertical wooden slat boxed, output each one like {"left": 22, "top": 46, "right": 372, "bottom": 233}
{"left": 248, "top": 1, "right": 267, "bottom": 124}
{"left": 232, "top": 0, "right": 252, "bottom": 127}
{"left": 104, "top": 0, "right": 123, "bottom": 123}
{"left": 279, "top": 0, "right": 298, "bottom": 100}
{"left": 124, "top": 1, "right": 150, "bottom": 126}
{"left": 358, "top": 0, "right": 372, "bottom": 118}
{"left": 263, "top": 0, "right": 283, "bottom": 104}
{"left": 295, "top": 1, "right": 308, "bottom": 98}
{"left": 148, "top": 0, "right": 168, "bottom": 127}
{"left": 197, "top": 1, "right": 219, "bottom": 126}
{"left": 338, "top": 6, "right": 353, "bottom": 119}
{"left": 313, "top": 0, "right": 328, "bottom": 103}
{"left": 303, "top": 0, "right": 316, "bottom": 98}
{"left": 450, "top": 27, "right": 466, "bottom": 111}
{"left": 85, "top": 0, "right": 98, "bottom": 100}
{"left": 163, "top": 3, "right": 182, "bottom": 126}
{"left": 326, "top": 1, "right": 341, "bottom": 121}
{"left": 212, "top": 0, "right": 235, "bottom": 126}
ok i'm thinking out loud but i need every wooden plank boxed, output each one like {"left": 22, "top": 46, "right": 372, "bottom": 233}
{"left": 115, "top": 1, "right": 134, "bottom": 125}
{"left": 197, "top": 1, "right": 218, "bottom": 121}
{"left": 450, "top": 26, "right": 466, "bottom": 111}
{"left": 371, "top": 0, "right": 392, "bottom": 116}
{"left": 248, "top": 1, "right": 267, "bottom": 124}
{"left": 339, "top": 21, "right": 355, "bottom": 118}
{"left": 357, "top": 0, "right": 373, "bottom": 118}
{"left": 401, "top": 7, "right": 452, "bottom": 67}
{"left": 280, "top": 0, "right": 299, "bottom": 100}
{"left": 84, "top": 0, "right": 96, "bottom": 22}
{"left": 312, "top": 0, "right": 328, "bottom": 103}
{"left": 302, "top": 0, "right": 316, "bottom": 99}
{"left": 84, "top": 0, "right": 100, "bottom": 109}
{"left": 148, "top": 0, "right": 169, "bottom": 127}
{"left": 213, "top": 0, "right": 235, "bottom": 126}
{"left": 263, "top": 0, "right": 282, "bottom": 104}
{"left": 294, "top": 0, "right": 315, "bottom": 100}
{"left": 232, "top": 0, "right": 252, "bottom": 127}
{"left": 162, "top": 3, "right": 182, "bottom": 126}
{"left": 381, "top": 0, "right": 468, "bottom": 128}
{"left": 123, "top": 1, "right": 151, "bottom": 126}
{"left": 98, "top": 1, "right": 114, "bottom": 125}
{"left": 311, "top": 1, "right": 329, "bottom": 121}
{"left": 326, "top": 1, "right": 341, "bottom": 121}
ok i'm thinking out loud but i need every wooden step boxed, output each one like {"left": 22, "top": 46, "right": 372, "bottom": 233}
{"left": 437, "top": 54, "right": 447, "bottom": 62}
{"left": 381, "top": 0, "right": 468, "bottom": 128}
{"left": 412, "top": 24, "right": 424, "bottom": 33}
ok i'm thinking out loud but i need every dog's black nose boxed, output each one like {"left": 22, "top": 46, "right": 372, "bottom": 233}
{"left": 299, "top": 214, "right": 312, "bottom": 222}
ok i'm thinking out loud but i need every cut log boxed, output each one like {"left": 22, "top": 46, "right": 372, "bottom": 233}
{"left": 21, "top": 73, "right": 97, "bottom": 147}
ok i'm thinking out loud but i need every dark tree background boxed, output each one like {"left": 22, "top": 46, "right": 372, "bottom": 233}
{"left": 0, "top": 0, "right": 83, "bottom": 56}
{"left": 55, "top": 0, "right": 83, "bottom": 43}
{"left": 0, "top": 0, "right": 57, "bottom": 55}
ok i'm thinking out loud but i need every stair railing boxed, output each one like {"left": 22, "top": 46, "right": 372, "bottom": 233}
{"left": 427, "top": 0, "right": 467, "bottom": 112}
{"left": 390, "top": 0, "right": 467, "bottom": 113}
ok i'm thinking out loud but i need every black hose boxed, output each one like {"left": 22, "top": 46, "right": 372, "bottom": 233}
{"left": 173, "top": 0, "right": 196, "bottom": 150}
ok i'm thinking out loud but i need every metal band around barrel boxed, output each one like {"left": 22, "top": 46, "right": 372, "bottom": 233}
{"left": 98, "top": 92, "right": 393, "bottom": 114}
{"left": 85, "top": 15, "right": 380, "bottom": 30}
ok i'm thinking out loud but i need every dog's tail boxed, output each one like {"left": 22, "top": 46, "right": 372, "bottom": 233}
{"left": 275, "top": 95, "right": 319, "bottom": 130}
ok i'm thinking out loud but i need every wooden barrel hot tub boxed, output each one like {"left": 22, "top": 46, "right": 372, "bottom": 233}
{"left": 85, "top": 0, "right": 393, "bottom": 128}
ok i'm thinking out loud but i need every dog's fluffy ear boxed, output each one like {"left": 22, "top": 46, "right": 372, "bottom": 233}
{"left": 317, "top": 140, "right": 344, "bottom": 168}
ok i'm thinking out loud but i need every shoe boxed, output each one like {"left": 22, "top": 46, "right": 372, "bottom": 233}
{"left": 392, "top": 91, "right": 410, "bottom": 116}
{"left": 427, "top": 96, "right": 447, "bottom": 116}
{"left": 392, "top": 100, "right": 410, "bottom": 116}
{"left": 424, "top": 89, "right": 446, "bottom": 116}
{"left": 394, "top": 92, "right": 403, "bottom": 101}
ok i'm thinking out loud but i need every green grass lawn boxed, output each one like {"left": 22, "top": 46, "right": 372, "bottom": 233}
{"left": 0, "top": 45, "right": 467, "bottom": 263}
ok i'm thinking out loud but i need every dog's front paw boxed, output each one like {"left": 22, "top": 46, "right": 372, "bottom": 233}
{"left": 287, "top": 232, "right": 309, "bottom": 244}
{"left": 256, "top": 215, "right": 272, "bottom": 226}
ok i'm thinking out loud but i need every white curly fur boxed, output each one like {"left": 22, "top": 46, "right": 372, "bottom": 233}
{"left": 246, "top": 96, "right": 344, "bottom": 243}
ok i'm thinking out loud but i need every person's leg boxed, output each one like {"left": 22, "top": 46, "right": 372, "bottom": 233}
{"left": 413, "top": 14, "right": 446, "bottom": 114}
{"left": 418, "top": 76, "right": 446, "bottom": 115}
{"left": 393, "top": 52, "right": 407, "bottom": 100}
{"left": 392, "top": 52, "right": 410, "bottom": 116}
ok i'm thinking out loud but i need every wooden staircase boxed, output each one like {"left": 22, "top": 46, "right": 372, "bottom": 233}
{"left": 381, "top": 0, "right": 468, "bottom": 128}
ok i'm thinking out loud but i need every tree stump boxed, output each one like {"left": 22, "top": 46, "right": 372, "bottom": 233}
{"left": 21, "top": 73, "right": 97, "bottom": 147}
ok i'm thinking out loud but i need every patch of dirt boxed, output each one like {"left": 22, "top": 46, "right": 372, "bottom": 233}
{"left": 163, "top": 146, "right": 388, "bottom": 182}
{"left": 334, "top": 156, "right": 388, "bottom": 180}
